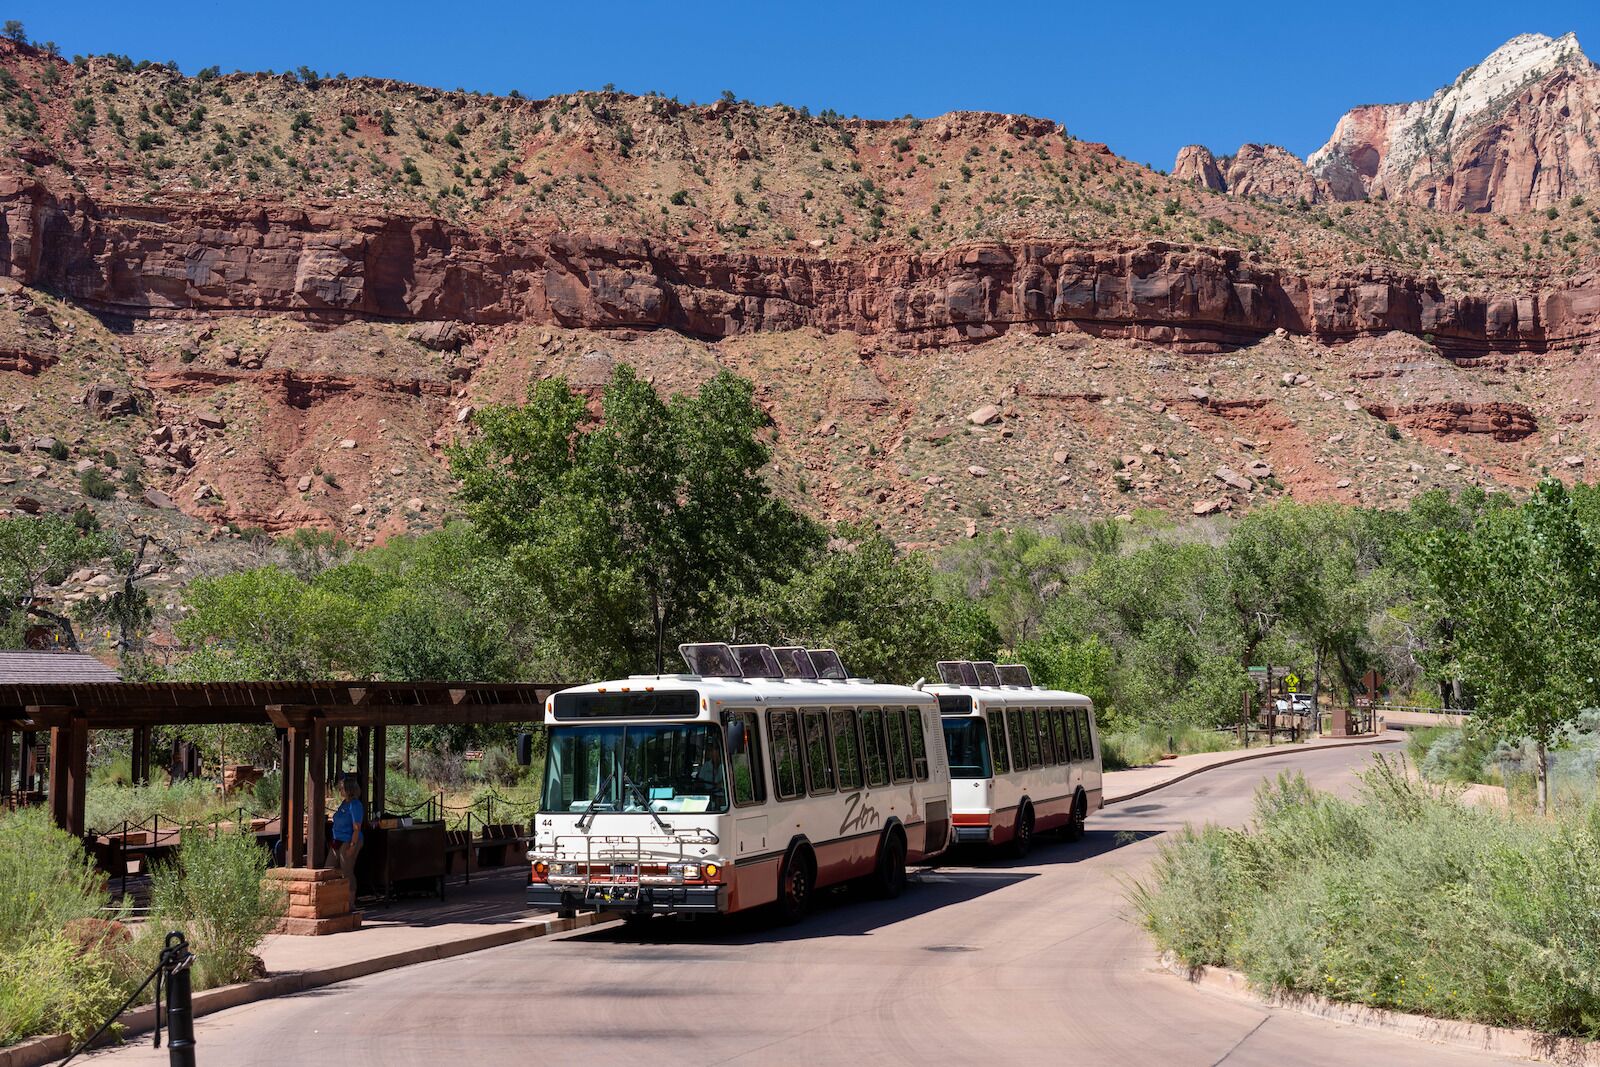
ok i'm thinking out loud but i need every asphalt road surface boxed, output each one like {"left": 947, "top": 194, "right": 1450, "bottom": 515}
{"left": 90, "top": 743, "right": 1523, "bottom": 1066}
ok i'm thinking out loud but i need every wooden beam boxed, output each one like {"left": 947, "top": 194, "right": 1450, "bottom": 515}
{"left": 0, "top": 726, "right": 11, "bottom": 798}
{"left": 266, "top": 704, "right": 315, "bottom": 730}
{"left": 308, "top": 723, "right": 327, "bottom": 869}
{"left": 311, "top": 704, "right": 549, "bottom": 728}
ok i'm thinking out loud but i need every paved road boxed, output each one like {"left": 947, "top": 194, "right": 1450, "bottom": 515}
{"left": 91, "top": 743, "right": 1520, "bottom": 1066}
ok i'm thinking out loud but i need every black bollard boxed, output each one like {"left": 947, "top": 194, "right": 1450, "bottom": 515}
{"left": 162, "top": 931, "right": 197, "bottom": 1067}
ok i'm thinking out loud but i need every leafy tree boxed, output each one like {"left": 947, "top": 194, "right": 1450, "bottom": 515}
{"left": 1, "top": 21, "right": 24, "bottom": 44}
{"left": 725, "top": 526, "right": 997, "bottom": 682}
{"left": 174, "top": 567, "right": 375, "bottom": 680}
{"left": 0, "top": 516, "right": 111, "bottom": 649}
{"left": 1419, "top": 479, "right": 1600, "bottom": 811}
{"left": 451, "top": 365, "right": 819, "bottom": 676}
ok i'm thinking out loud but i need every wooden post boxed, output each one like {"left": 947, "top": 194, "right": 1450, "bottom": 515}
{"left": 66, "top": 717, "right": 88, "bottom": 837}
{"left": 404, "top": 724, "right": 411, "bottom": 776}
{"left": 331, "top": 726, "right": 344, "bottom": 782}
{"left": 0, "top": 727, "right": 11, "bottom": 799}
{"left": 48, "top": 726, "right": 70, "bottom": 830}
{"left": 277, "top": 730, "right": 289, "bottom": 859}
{"left": 355, "top": 726, "right": 370, "bottom": 810}
{"left": 286, "top": 727, "right": 307, "bottom": 868}
{"left": 371, "top": 726, "right": 387, "bottom": 815}
{"left": 308, "top": 722, "right": 328, "bottom": 868}
{"left": 18, "top": 731, "right": 34, "bottom": 792}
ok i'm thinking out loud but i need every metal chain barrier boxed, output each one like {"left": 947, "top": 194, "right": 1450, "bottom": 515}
{"left": 58, "top": 930, "right": 197, "bottom": 1066}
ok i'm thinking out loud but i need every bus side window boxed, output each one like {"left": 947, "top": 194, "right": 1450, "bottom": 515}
{"left": 1036, "top": 707, "right": 1057, "bottom": 765}
{"left": 986, "top": 712, "right": 1010, "bottom": 775}
{"left": 724, "top": 709, "right": 765, "bottom": 806}
{"left": 801, "top": 708, "right": 836, "bottom": 795}
{"left": 859, "top": 707, "right": 890, "bottom": 788}
{"left": 768, "top": 709, "right": 804, "bottom": 800}
{"left": 1050, "top": 708, "right": 1071, "bottom": 764}
{"left": 885, "top": 707, "right": 912, "bottom": 783}
{"left": 831, "top": 709, "right": 863, "bottom": 790}
{"left": 907, "top": 708, "right": 929, "bottom": 780}
{"left": 1006, "top": 709, "right": 1029, "bottom": 771}
{"left": 1076, "top": 709, "right": 1094, "bottom": 761}
{"left": 1024, "top": 709, "right": 1043, "bottom": 767}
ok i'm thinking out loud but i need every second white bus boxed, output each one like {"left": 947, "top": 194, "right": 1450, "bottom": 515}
{"left": 933, "top": 661, "right": 1101, "bottom": 855}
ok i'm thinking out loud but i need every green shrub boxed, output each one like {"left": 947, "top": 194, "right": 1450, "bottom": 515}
{"left": 48, "top": 439, "right": 69, "bottom": 461}
{"left": 0, "top": 809, "right": 108, "bottom": 946}
{"left": 82, "top": 779, "right": 226, "bottom": 833}
{"left": 0, "top": 932, "right": 124, "bottom": 1045}
{"left": 1132, "top": 758, "right": 1600, "bottom": 1038}
{"left": 251, "top": 771, "right": 281, "bottom": 813}
{"left": 80, "top": 467, "right": 116, "bottom": 500}
{"left": 149, "top": 831, "right": 283, "bottom": 990}
{"left": 1101, "top": 723, "right": 1238, "bottom": 770}
{"left": 478, "top": 744, "right": 522, "bottom": 787}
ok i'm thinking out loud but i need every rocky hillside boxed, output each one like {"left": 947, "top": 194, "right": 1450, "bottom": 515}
{"left": 4, "top": 31, "right": 1600, "bottom": 574}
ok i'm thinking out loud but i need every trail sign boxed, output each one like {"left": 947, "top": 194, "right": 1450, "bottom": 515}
{"left": 1284, "top": 672, "right": 1300, "bottom": 694}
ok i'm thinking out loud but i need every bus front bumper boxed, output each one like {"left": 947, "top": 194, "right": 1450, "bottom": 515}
{"left": 527, "top": 882, "right": 729, "bottom": 914}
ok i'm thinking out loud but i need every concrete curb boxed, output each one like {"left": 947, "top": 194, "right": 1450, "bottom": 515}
{"left": 1105, "top": 733, "right": 1403, "bottom": 805}
{"left": 1161, "top": 954, "right": 1600, "bottom": 1066}
{"left": 1, "top": 910, "right": 615, "bottom": 1067}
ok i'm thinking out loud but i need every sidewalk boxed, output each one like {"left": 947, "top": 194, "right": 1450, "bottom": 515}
{"left": 1102, "top": 731, "right": 1405, "bottom": 804}
{"left": 259, "top": 866, "right": 550, "bottom": 974}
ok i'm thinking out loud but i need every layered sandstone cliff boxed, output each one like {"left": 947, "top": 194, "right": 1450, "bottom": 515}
{"left": 5, "top": 179, "right": 1596, "bottom": 357}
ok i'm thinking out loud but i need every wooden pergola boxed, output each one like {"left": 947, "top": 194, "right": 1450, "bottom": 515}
{"left": 0, "top": 681, "right": 562, "bottom": 869}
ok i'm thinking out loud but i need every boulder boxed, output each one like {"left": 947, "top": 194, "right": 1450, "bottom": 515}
{"left": 967, "top": 404, "right": 1002, "bottom": 426}
{"left": 410, "top": 321, "right": 463, "bottom": 351}
{"left": 1214, "top": 466, "right": 1254, "bottom": 492}
{"left": 81, "top": 382, "right": 138, "bottom": 419}
{"left": 197, "top": 412, "right": 226, "bottom": 430}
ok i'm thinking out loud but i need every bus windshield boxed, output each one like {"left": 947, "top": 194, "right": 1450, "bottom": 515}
{"left": 541, "top": 723, "right": 729, "bottom": 815}
{"left": 942, "top": 717, "right": 992, "bottom": 779}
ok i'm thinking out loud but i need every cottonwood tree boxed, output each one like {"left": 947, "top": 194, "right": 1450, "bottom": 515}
{"left": 451, "top": 365, "right": 819, "bottom": 677}
{"left": 1419, "top": 479, "right": 1600, "bottom": 812}
{"left": 0, "top": 515, "right": 112, "bottom": 649}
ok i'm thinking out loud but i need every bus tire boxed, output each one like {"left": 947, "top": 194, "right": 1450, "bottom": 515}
{"left": 870, "top": 828, "right": 908, "bottom": 899}
{"left": 776, "top": 847, "right": 815, "bottom": 925}
{"left": 1010, "top": 802, "right": 1035, "bottom": 858}
{"left": 1063, "top": 790, "right": 1087, "bottom": 842}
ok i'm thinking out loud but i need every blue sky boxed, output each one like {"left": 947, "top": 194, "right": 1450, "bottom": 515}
{"left": 7, "top": 2, "right": 1599, "bottom": 169}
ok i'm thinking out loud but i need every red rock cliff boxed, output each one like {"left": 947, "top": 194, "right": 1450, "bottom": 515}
{"left": 4, "top": 178, "right": 1599, "bottom": 356}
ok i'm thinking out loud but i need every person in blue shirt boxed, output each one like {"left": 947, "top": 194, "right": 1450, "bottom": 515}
{"left": 327, "top": 774, "right": 365, "bottom": 909}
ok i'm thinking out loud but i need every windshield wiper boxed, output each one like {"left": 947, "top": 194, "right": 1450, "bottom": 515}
{"left": 622, "top": 775, "right": 674, "bottom": 836}
{"left": 577, "top": 765, "right": 617, "bottom": 833}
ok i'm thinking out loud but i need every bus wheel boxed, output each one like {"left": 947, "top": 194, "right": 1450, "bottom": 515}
{"left": 1063, "top": 792, "right": 1086, "bottom": 842}
{"left": 871, "top": 830, "right": 908, "bottom": 899}
{"left": 1010, "top": 804, "right": 1035, "bottom": 859}
{"left": 777, "top": 850, "right": 814, "bottom": 924}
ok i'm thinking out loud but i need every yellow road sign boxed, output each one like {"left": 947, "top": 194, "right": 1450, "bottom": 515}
{"left": 1285, "top": 673, "right": 1300, "bottom": 693}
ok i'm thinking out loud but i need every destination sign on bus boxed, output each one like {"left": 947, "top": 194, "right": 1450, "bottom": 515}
{"left": 551, "top": 690, "right": 699, "bottom": 720}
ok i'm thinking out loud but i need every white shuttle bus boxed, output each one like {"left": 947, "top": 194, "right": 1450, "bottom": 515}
{"left": 934, "top": 661, "right": 1101, "bottom": 855}
{"left": 528, "top": 643, "right": 952, "bottom": 922}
